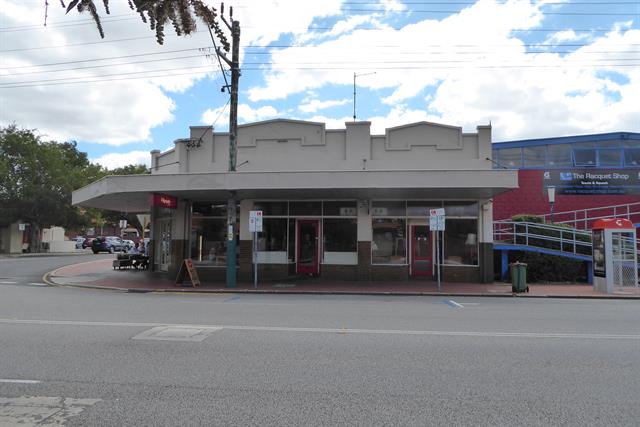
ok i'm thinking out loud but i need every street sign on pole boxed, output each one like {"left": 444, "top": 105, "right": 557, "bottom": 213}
{"left": 429, "top": 208, "right": 445, "bottom": 291}
{"left": 249, "top": 210, "right": 263, "bottom": 288}
{"left": 249, "top": 210, "right": 263, "bottom": 232}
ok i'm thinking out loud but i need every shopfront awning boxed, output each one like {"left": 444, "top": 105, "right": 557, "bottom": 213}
{"left": 72, "top": 169, "right": 518, "bottom": 212}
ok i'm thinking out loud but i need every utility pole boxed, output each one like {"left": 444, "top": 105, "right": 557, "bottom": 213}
{"left": 218, "top": 4, "right": 240, "bottom": 288}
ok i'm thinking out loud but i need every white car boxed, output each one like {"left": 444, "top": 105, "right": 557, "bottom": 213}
{"left": 122, "top": 240, "right": 136, "bottom": 251}
{"left": 75, "top": 236, "right": 86, "bottom": 249}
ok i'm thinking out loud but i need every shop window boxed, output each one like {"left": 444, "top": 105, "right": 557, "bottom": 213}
{"left": 624, "top": 148, "right": 640, "bottom": 166}
{"left": 497, "top": 148, "right": 522, "bottom": 168}
{"left": 323, "top": 219, "right": 357, "bottom": 264}
{"left": 372, "top": 218, "right": 406, "bottom": 264}
{"left": 407, "top": 201, "right": 440, "bottom": 217}
{"left": 323, "top": 201, "right": 357, "bottom": 216}
{"left": 523, "top": 146, "right": 546, "bottom": 167}
{"left": 191, "top": 218, "right": 226, "bottom": 265}
{"left": 192, "top": 201, "right": 226, "bottom": 217}
{"left": 574, "top": 149, "right": 596, "bottom": 166}
{"left": 546, "top": 144, "right": 572, "bottom": 167}
{"left": 253, "top": 201, "right": 288, "bottom": 216}
{"left": 443, "top": 219, "right": 478, "bottom": 266}
{"left": 444, "top": 202, "right": 478, "bottom": 217}
{"left": 258, "top": 219, "right": 288, "bottom": 251}
{"left": 371, "top": 201, "right": 406, "bottom": 217}
{"left": 290, "top": 201, "right": 321, "bottom": 216}
{"left": 598, "top": 149, "right": 621, "bottom": 167}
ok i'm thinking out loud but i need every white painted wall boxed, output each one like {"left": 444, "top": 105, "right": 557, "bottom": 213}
{"left": 152, "top": 119, "right": 493, "bottom": 176}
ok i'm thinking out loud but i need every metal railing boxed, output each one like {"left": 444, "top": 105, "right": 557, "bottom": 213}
{"left": 540, "top": 202, "right": 640, "bottom": 230}
{"left": 493, "top": 221, "right": 593, "bottom": 257}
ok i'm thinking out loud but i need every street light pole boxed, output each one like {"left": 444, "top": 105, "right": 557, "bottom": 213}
{"left": 353, "top": 71, "right": 376, "bottom": 121}
{"left": 547, "top": 186, "right": 556, "bottom": 223}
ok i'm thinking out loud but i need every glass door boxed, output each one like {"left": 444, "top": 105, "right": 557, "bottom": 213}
{"left": 410, "top": 225, "right": 432, "bottom": 277}
{"left": 297, "top": 220, "right": 320, "bottom": 275}
{"left": 156, "top": 218, "right": 172, "bottom": 272}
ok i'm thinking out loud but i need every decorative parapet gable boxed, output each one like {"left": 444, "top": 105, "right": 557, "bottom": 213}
{"left": 238, "top": 119, "right": 326, "bottom": 147}
{"left": 385, "top": 121, "right": 464, "bottom": 151}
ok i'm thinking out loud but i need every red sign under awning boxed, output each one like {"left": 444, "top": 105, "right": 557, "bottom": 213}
{"left": 151, "top": 193, "right": 177, "bottom": 209}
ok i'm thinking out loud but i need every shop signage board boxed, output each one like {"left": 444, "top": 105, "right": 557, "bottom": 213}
{"left": 543, "top": 169, "right": 640, "bottom": 195}
{"left": 151, "top": 193, "right": 177, "bottom": 209}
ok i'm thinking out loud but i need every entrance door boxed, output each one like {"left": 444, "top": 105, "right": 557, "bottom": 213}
{"left": 410, "top": 225, "right": 432, "bottom": 277}
{"left": 297, "top": 220, "right": 320, "bottom": 275}
{"left": 156, "top": 218, "right": 172, "bottom": 272}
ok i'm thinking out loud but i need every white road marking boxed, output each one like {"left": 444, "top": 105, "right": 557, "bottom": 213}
{"left": 0, "top": 281, "right": 18, "bottom": 284}
{"left": 0, "top": 318, "right": 639, "bottom": 340}
{"left": 447, "top": 300, "right": 464, "bottom": 308}
{"left": 0, "top": 379, "right": 41, "bottom": 384}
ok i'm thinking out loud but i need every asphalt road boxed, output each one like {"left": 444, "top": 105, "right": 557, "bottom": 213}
{"left": 1, "top": 255, "right": 639, "bottom": 426}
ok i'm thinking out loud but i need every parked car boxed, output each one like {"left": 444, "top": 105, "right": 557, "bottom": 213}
{"left": 82, "top": 237, "right": 96, "bottom": 249}
{"left": 92, "top": 236, "right": 126, "bottom": 254}
{"left": 75, "top": 236, "right": 86, "bottom": 249}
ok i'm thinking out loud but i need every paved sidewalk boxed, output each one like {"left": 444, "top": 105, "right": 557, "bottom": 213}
{"left": 43, "top": 258, "right": 640, "bottom": 299}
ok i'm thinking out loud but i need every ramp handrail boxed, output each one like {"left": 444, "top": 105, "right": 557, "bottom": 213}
{"left": 542, "top": 202, "right": 640, "bottom": 230}
{"left": 493, "top": 221, "right": 593, "bottom": 256}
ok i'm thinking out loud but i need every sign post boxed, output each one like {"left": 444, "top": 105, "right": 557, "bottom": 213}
{"left": 429, "top": 208, "right": 446, "bottom": 292}
{"left": 249, "top": 210, "right": 263, "bottom": 289}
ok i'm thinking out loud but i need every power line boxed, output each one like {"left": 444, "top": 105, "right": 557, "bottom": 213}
{"left": 1, "top": 61, "right": 638, "bottom": 89}
{"left": 0, "top": 47, "right": 211, "bottom": 70}
{"left": 3, "top": 47, "right": 636, "bottom": 77}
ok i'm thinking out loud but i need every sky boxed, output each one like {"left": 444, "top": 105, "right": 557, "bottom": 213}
{"left": 0, "top": 0, "right": 639, "bottom": 169}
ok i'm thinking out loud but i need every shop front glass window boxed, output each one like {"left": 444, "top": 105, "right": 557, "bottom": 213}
{"left": 371, "top": 201, "right": 406, "bottom": 217}
{"left": 253, "top": 201, "right": 287, "bottom": 216}
{"left": 624, "top": 148, "right": 640, "bottom": 166}
{"left": 546, "top": 144, "right": 572, "bottom": 167}
{"left": 191, "top": 218, "right": 226, "bottom": 265}
{"left": 523, "top": 146, "right": 545, "bottom": 167}
{"left": 443, "top": 219, "right": 478, "bottom": 266}
{"left": 574, "top": 149, "right": 596, "bottom": 166}
{"left": 371, "top": 219, "right": 406, "bottom": 264}
{"left": 598, "top": 149, "right": 621, "bottom": 167}
{"left": 258, "top": 219, "right": 287, "bottom": 251}
{"left": 497, "top": 148, "right": 522, "bottom": 168}
{"left": 323, "top": 201, "right": 357, "bottom": 216}
{"left": 290, "top": 201, "right": 321, "bottom": 216}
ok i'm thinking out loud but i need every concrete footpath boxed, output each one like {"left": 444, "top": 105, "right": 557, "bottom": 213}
{"left": 43, "top": 258, "right": 640, "bottom": 299}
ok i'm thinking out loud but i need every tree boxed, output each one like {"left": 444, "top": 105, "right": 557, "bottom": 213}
{"left": 0, "top": 126, "right": 93, "bottom": 250}
{"left": 0, "top": 125, "right": 149, "bottom": 251}
{"left": 60, "top": 0, "right": 229, "bottom": 47}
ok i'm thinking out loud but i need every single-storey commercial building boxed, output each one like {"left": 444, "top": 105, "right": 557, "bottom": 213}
{"left": 73, "top": 119, "right": 517, "bottom": 284}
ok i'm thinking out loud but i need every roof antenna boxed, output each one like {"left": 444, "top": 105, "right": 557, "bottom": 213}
{"left": 353, "top": 71, "right": 376, "bottom": 121}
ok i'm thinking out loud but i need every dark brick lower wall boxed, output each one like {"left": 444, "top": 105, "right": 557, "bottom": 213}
{"left": 442, "top": 266, "right": 480, "bottom": 282}
{"left": 321, "top": 265, "right": 358, "bottom": 281}
{"left": 370, "top": 265, "right": 409, "bottom": 281}
{"left": 238, "top": 239, "right": 252, "bottom": 282}
{"left": 357, "top": 241, "right": 372, "bottom": 281}
{"left": 479, "top": 242, "right": 494, "bottom": 283}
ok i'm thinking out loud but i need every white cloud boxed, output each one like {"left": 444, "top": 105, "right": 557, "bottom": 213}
{"left": 544, "top": 30, "right": 591, "bottom": 44}
{"left": 0, "top": 1, "right": 218, "bottom": 145}
{"left": 91, "top": 150, "right": 151, "bottom": 169}
{"left": 299, "top": 98, "right": 350, "bottom": 113}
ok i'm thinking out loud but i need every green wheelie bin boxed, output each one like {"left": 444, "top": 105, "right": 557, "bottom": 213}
{"left": 510, "top": 262, "right": 529, "bottom": 293}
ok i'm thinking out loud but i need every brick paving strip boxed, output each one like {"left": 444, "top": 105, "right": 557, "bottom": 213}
{"left": 44, "top": 258, "right": 640, "bottom": 299}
